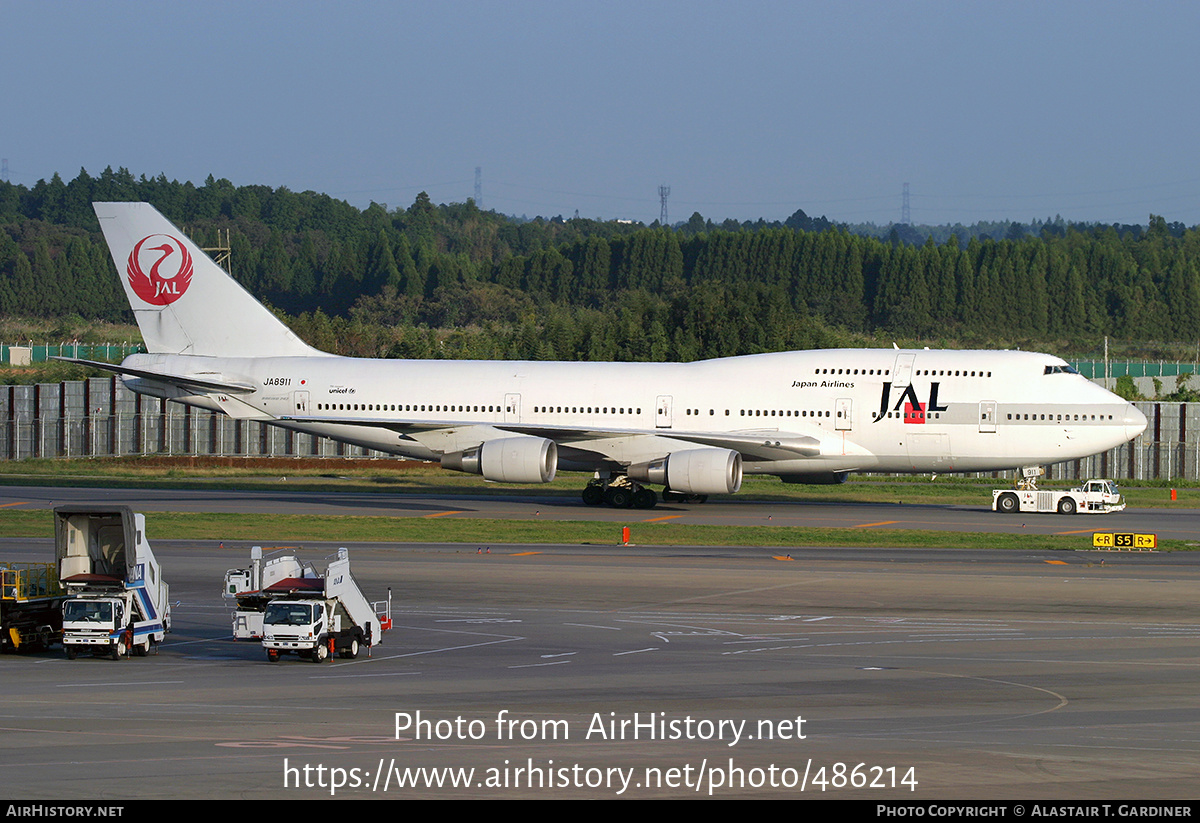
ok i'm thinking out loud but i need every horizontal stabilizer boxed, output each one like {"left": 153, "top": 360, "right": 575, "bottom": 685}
{"left": 51, "top": 356, "right": 256, "bottom": 394}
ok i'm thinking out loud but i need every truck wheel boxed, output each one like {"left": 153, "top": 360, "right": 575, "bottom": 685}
{"left": 65, "top": 645, "right": 77, "bottom": 660}
{"left": 110, "top": 638, "right": 127, "bottom": 660}
{"left": 340, "top": 637, "right": 360, "bottom": 659}
{"left": 312, "top": 642, "right": 328, "bottom": 663}
{"left": 997, "top": 493, "right": 1019, "bottom": 514}
{"left": 1057, "top": 497, "right": 1077, "bottom": 515}
{"left": 266, "top": 649, "right": 280, "bottom": 663}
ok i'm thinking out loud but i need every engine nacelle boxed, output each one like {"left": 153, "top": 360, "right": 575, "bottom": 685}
{"left": 629, "top": 448, "right": 743, "bottom": 495}
{"left": 441, "top": 437, "right": 557, "bottom": 484}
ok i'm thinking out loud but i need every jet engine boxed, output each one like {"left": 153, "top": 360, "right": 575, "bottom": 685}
{"left": 441, "top": 437, "right": 558, "bottom": 484}
{"left": 628, "top": 448, "right": 742, "bottom": 495}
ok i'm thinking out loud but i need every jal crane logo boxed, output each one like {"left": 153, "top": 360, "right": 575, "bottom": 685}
{"left": 127, "top": 234, "right": 193, "bottom": 305}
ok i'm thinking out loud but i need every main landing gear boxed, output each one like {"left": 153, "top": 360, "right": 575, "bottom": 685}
{"left": 580, "top": 476, "right": 708, "bottom": 509}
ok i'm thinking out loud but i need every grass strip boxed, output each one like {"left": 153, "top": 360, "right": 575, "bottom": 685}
{"left": 0, "top": 458, "right": 1195, "bottom": 508}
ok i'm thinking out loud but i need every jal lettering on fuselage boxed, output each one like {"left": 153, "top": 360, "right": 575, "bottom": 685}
{"left": 874, "top": 381, "right": 949, "bottom": 424}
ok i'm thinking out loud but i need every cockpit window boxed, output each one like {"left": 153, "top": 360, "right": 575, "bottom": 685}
{"left": 1043, "top": 365, "right": 1080, "bottom": 375}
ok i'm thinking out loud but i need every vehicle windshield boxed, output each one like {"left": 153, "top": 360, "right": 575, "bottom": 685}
{"left": 264, "top": 602, "right": 314, "bottom": 626}
{"left": 64, "top": 601, "right": 112, "bottom": 623}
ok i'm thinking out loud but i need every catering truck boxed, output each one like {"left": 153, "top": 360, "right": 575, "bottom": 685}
{"left": 259, "top": 548, "right": 392, "bottom": 663}
{"left": 223, "top": 546, "right": 320, "bottom": 640}
{"left": 56, "top": 506, "right": 171, "bottom": 660}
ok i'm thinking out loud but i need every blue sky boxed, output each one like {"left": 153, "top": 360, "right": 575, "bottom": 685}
{"left": 3, "top": 1, "right": 1199, "bottom": 226}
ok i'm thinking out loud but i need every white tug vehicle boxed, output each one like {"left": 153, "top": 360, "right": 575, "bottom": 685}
{"left": 993, "top": 467, "right": 1125, "bottom": 515}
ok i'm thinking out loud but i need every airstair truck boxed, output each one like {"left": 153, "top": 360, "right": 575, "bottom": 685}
{"left": 223, "top": 547, "right": 321, "bottom": 640}
{"left": 55, "top": 506, "right": 171, "bottom": 660}
{"left": 260, "top": 548, "right": 392, "bottom": 663}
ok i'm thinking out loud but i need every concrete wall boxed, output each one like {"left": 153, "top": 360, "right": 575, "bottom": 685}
{"left": 0, "top": 377, "right": 389, "bottom": 462}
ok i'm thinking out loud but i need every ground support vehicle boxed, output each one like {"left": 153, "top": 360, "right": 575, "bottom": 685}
{"left": 260, "top": 548, "right": 392, "bottom": 663}
{"left": 224, "top": 547, "right": 320, "bottom": 640}
{"left": 56, "top": 507, "right": 171, "bottom": 660}
{"left": 1, "top": 562, "right": 65, "bottom": 651}
{"left": 993, "top": 479, "right": 1126, "bottom": 515}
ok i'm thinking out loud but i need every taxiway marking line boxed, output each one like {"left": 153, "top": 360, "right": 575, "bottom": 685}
{"left": 854, "top": 520, "right": 899, "bottom": 528}
{"left": 423, "top": 510, "right": 464, "bottom": 518}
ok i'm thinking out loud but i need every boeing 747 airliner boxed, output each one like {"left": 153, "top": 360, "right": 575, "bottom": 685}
{"left": 62, "top": 202, "right": 1146, "bottom": 509}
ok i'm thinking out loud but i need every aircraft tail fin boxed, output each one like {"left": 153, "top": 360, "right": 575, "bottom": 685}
{"left": 93, "top": 202, "right": 324, "bottom": 358}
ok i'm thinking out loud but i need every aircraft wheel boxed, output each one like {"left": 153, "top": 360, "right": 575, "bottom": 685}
{"left": 1057, "top": 497, "right": 1077, "bottom": 515}
{"left": 582, "top": 485, "right": 605, "bottom": 506}
{"left": 662, "top": 490, "right": 685, "bottom": 503}
{"left": 997, "top": 493, "right": 1019, "bottom": 514}
{"left": 633, "top": 487, "right": 657, "bottom": 509}
{"left": 605, "top": 487, "right": 633, "bottom": 508}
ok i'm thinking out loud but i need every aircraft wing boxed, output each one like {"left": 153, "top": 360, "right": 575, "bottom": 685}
{"left": 500, "top": 425, "right": 823, "bottom": 461}
{"left": 280, "top": 413, "right": 825, "bottom": 462}
{"left": 51, "top": 357, "right": 257, "bottom": 395}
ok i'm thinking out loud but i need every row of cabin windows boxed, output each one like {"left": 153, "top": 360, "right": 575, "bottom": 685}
{"left": 814, "top": 368, "right": 993, "bottom": 378}
{"left": 1007, "top": 413, "right": 1115, "bottom": 421}
{"left": 741, "top": 409, "right": 830, "bottom": 418}
{"left": 680, "top": 409, "right": 830, "bottom": 417}
{"left": 917, "top": 369, "right": 991, "bottom": 377}
{"left": 875, "top": 411, "right": 943, "bottom": 420}
{"left": 317, "top": 403, "right": 506, "bottom": 413}
{"left": 535, "top": 406, "right": 642, "bottom": 414}
{"left": 313, "top": 402, "right": 835, "bottom": 420}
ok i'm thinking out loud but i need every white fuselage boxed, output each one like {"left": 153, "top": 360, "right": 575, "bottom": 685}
{"left": 120, "top": 347, "right": 1145, "bottom": 478}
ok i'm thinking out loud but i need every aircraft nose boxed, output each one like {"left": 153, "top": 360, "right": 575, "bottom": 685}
{"left": 1125, "top": 404, "right": 1147, "bottom": 441}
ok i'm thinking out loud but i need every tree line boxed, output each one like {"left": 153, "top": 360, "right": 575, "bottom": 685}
{"left": 1, "top": 168, "right": 1198, "bottom": 361}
